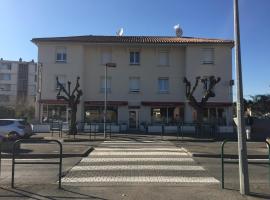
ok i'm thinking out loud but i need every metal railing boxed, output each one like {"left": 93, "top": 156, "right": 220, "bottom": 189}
{"left": 11, "top": 139, "right": 63, "bottom": 189}
{"left": 221, "top": 139, "right": 270, "bottom": 189}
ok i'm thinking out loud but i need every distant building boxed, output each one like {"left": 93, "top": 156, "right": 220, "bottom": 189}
{"left": 32, "top": 35, "right": 234, "bottom": 127}
{"left": 0, "top": 58, "right": 37, "bottom": 107}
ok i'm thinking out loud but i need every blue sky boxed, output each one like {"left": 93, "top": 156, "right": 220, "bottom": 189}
{"left": 0, "top": 0, "right": 270, "bottom": 97}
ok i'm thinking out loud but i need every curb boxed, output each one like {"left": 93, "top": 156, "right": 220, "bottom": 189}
{"left": 191, "top": 153, "right": 269, "bottom": 159}
{"left": 0, "top": 147, "right": 94, "bottom": 159}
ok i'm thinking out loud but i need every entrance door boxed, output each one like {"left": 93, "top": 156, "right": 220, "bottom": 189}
{"left": 129, "top": 110, "right": 138, "bottom": 129}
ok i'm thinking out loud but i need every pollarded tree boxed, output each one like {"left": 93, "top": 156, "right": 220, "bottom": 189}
{"left": 183, "top": 76, "right": 221, "bottom": 126}
{"left": 56, "top": 76, "right": 83, "bottom": 136}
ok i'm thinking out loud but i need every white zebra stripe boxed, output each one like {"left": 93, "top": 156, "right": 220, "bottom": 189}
{"left": 62, "top": 176, "right": 219, "bottom": 183}
{"left": 71, "top": 165, "right": 205, "bottom": 171}
{"left": 81, "top": 157, "right": 194, "bottom": 162}
{"left": 91, "top": 152, "right": 188, "bottom": 156}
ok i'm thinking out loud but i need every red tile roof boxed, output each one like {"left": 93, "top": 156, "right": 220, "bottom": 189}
{"left": 32, "top": 35, "right": 234, "bottom": 46}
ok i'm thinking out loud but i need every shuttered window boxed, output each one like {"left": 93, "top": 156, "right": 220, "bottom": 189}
{"left": 129, "top": 77, "right": 140, "bottom": 92}
{"left": 159, "top": 51, "right": 169, "bottom": 66}
{"left": 202, "top": 48, "right": 215, "bottom": 64}
{"left": 101, "top": 50, "right": 112, "bottom": 65}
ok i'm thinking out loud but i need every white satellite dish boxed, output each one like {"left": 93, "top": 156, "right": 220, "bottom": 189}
{"left": 173, "top": 24, "right": 183, "bottom": 37}
{"left": 116, "top": 28, "right": 124, "bottom": 36}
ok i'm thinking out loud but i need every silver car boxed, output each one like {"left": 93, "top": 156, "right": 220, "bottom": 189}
{"left": 0, "top": 119, "right": 33, "bottom": 140}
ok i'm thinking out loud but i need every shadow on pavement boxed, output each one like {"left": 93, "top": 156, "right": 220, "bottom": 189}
{"left": 0, "top": 186, "right": 108, "bottom": 200}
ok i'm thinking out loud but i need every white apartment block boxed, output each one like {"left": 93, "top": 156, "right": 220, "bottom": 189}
{"left": 32, "top": 35, "right": 234, "bottom": 128}
{"left": 0, "top": 58, "right": 37, "bottom": 107}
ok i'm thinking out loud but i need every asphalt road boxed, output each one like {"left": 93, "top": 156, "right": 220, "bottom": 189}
{"left": 0, "top": 135, "right": 269, "bottom": 200}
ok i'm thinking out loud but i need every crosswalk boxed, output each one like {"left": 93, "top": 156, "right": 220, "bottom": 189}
{"left": 61, "top": 140, "right": 219, "bottom": 185}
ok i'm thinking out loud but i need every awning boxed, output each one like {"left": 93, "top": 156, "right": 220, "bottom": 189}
{"left": 84, "top": 101, "right": 128, "bottom": 106}
{"left": 141, "top": 101, "right": 184, "bottom": 107}
{"left": 39, "top": 99, "right": 68, "bottom": 105}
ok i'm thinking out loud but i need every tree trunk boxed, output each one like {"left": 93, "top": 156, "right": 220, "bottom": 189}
{"left": 195, "top": 107, "right": 203, "bottom": 137}
{"left": 69, "top": 106, "right": 77, "bottom": 136}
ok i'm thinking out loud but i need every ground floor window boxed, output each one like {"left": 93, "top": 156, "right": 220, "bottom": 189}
{"left": 202, "top": 107, "right": 226, "bottom": 125}
{"left": 151, "top": 106, "right": 184, "bottom": 124}
{"left": 42, "top": 104, "right": 67, "bottom": 122}
{"left": 84, "top": 106, "right": 118, "bottom": 123}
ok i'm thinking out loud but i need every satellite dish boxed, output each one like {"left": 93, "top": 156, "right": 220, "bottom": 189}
{"left": 116, "top": 28, "right": 124, "bottom": 36}
{"left": 173, "top": 24, "right": 183, "bottom": 37}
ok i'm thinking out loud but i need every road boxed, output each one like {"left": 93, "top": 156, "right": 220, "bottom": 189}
{"left": 0, "top": 137, "right": 269, "bottom": 199}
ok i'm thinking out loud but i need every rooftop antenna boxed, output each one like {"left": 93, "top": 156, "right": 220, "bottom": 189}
{"left": 116, "top": 28, "right": 124, "bottom": 36}
{"left": 174, "top": 24, "right": 183, "bottom": 37}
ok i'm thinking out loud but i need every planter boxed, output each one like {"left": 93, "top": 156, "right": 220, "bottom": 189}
{"left": 1, "top": 141, "right": 21, "bottom": 152}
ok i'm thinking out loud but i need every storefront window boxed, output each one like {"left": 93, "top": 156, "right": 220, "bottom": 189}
{"left": 151, "top": 106, "right": 184, "bottom": 124}
{"left": 84, "top": 106, "right": 118, "bottom": 123}
{"left": 200, "top": 107, "right": 226, "bottom": 125}
{"left": 42, "top": 105, "right": 67, "bottom": 122}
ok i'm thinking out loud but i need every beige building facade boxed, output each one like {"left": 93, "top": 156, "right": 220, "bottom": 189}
{"left": 32, "top": 35, "right": 234, "bottom": 128}
{"left": 0, "top": 58, "right": 37, "bottom": 107}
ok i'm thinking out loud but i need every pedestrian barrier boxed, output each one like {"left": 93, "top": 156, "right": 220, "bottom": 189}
{"left": 0, "top": 142, "right": 2, "bottom": 176}
{"left": 11, "top": 139, "right": 63, "bottom": 189}
{"left": 221, "top": 139, "right": 270, "bottom": 189}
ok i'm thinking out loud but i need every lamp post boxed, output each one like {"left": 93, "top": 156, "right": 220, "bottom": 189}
{"left": 234, "top": 0, "right": 249, "bottom": 195}
{"left": 37, "top": 62, "right": 43, "bottom": 123}
{"left": 104, "top": 62, "right": 116, "bottom": 139}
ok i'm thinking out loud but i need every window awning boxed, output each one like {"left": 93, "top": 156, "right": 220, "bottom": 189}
{"left": 141, "top": 101, "right": 184, "bottom": 107}
{"left": 84, "top": 101, "right": 128, "bottom": 106}
{"left": 39, "top": 99, "right": 68, "bottom": 105}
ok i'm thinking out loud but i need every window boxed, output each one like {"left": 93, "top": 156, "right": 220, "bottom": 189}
{"left": 0, "top": 63, "right": 11, "bottom": 70}
{"left": 151, "top": 107, "right": 183, "bottom": 124}
{"left": 100, "top": 76, "right": 111, "bottom": 93}
{"left": 0, "top": 73, "right": 11, "bottom": 80}
{"left": 202, "top": 48, "right": 215, "bottom": 64}
{"left": 0, "top": 84, "right": 11, "bottom": 91}
{"left": 0, "top": 95, "right": 9, "bottom": 102}
{"left": 101, "top": 50, "right": 112, "bottom": 65}
{"left": 84, "top": 106, "right": 117, "bottom": 123}
{"left": 56, "top": 75, "right": 66, "bottom": 90}
{"left": 56, "top": 47, "right": 67, "bottom": 62}
{"left": 159, "top": 51, "right": 169, "bottom": 66}
{"left": 129, "top": 77, "right": 140, "bottom": 92}
{"left": 158, "top": 77, "right": 169, "bottom": 93}
{"left": 202, "top": 107, "right": 226, "bottom": 125}
{"left": 130, "top": 51, "right": 140, "bottom": 65}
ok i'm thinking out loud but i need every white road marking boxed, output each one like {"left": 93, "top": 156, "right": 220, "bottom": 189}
{"left": 81, "top": 157, "right": 194, "bottom": 162}
{"left": 100, "top": 143, "right": 173, "bottom": 145}
{"left": 91, "top": 152, "right": 188, "bottom": 156}
{"left": 71, "top": 165, "right": 205, "bottom": 171}
{"left": 62, "top": 176, "right": 219, "bottom": 183}
{"left": 95, "top": 148, "right": 187, "bottom": 152}
{"left": 103, "top": 141, "right": 169, "bottom": 143}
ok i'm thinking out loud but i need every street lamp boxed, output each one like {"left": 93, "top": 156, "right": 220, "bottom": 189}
{"left": 234, "top": 0, "right": 249, "bottom": 195}
{"left": 104, "top": 62, "right": 116, "bottom": 139}
{"left": 37, "top": 62, "right": 43, "bottom": 122}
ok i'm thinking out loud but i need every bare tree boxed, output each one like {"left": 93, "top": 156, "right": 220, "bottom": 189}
{"left": 183, "top": 76, "right": 221, "bottom": 131}
{"left": 56, "top": 76, "right": 83, "bottom": 136}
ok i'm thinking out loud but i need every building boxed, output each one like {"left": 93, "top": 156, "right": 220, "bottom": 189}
{"left": 0, "top": 58, "right": 37, "bottom": 107}
{"left": 32, "top": 35, "right": 234, "bottom": 128}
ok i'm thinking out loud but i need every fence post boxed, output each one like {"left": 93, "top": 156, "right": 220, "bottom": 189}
{"left": 221, "top": 140, "right": 227, "bottom": 189}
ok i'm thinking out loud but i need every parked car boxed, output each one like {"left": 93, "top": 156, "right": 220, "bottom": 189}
{"left": 0, "top": 119, "right": 33, "bottom": 140}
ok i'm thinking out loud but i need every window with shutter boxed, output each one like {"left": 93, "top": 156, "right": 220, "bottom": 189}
{"left": 101, "top": 50, "right": 112, "bottom": 65}
{"left": 129, "top": 77, "right": 140, "bottom": 92}
{"left": 159, "top": 51, "right": 169, "bottom": 66}
{"left": 202, "top": 48, "right": 214, "bottom": 64}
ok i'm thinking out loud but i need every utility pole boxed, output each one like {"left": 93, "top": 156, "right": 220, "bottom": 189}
{"left": 234, "top": 0, "right": 250, "bottom": 195}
